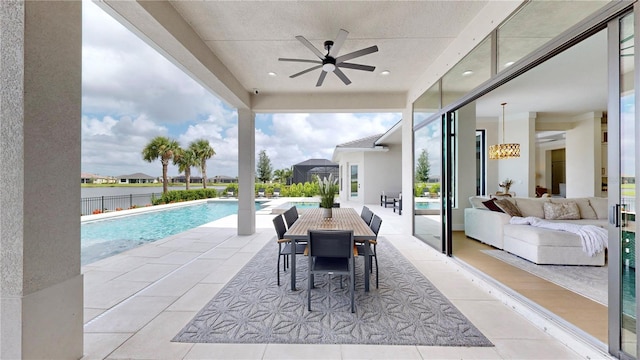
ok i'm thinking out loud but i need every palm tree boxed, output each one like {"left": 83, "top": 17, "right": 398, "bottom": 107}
{"left": 273, "top": 169, "right": 286, "bottom": 183}
{"left": 189, "top": 139, "right": 215, "bottom": 189}
{"left": 173, "top": 147, "right": 198, "bottom": 190}
{"left": 142, "top": 136, "right": 180, "bottom": 194}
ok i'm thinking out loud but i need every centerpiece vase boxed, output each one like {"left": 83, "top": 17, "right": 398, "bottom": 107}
{"left": 322, "top": 207, "right": 332, "bottom": 219}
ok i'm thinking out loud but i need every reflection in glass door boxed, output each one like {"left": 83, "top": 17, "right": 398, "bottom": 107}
{"left": 618, "top": 12, "right": 637, "bottom": 357}
{"left": 350, "top": 164, "right": 359, "bottom": 199}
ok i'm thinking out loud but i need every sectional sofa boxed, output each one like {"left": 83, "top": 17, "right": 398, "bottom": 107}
{"left": 464, "top": 196, "right": 608, "bottom": 266}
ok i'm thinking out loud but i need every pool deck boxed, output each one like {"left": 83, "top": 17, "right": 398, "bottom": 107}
{"left": 81, "top": 198, "right": 610, "bottom": 359}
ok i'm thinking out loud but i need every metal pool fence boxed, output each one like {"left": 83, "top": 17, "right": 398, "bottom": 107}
{"left": 81, "top": 193, "right": 162, "bottom": 215}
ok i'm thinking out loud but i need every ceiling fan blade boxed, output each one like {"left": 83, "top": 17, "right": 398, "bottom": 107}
{"left": 333, "top": 68, "right": 352, "bottom": 85}
{"left": 336, "top": 45, "right": 379, "bottom": 63}
{"left": 295, "top": 35, "right": 325, "bottom": 59}
{"left": 316, "top": 71, "right": 328, "bottom": 87}
{"left": 279, "top": 58, "right": 322, "bottom": 64}
{"left": 290, "top": 64, "right": 323, "bottom": 78}
{"left": 329, "top": 29, "right": 349, "bottom": 57}
{"left": 338, "top": 62, "right": 375, "bottom": 72}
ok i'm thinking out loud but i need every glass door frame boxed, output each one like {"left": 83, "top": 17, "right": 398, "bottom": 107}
{"left": 608, "top": 7, "right": 640, "bottom": 359}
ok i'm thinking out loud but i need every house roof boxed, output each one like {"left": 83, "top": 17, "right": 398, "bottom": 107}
{"left": 116, "top": 173, "right": 155, "bottom": 179}
{"left": 293, "top": 158, "right": 337, "bottom": 167}
{"left": 336, "top": 134, "right": 384, "bottom": 149}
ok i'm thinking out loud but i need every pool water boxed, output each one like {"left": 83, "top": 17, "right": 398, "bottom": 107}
{"left": 415, "top": 202, "right": 440, "bottom": 210}
{"left": 81, "top": 201, "right": 261, "bottom": 265}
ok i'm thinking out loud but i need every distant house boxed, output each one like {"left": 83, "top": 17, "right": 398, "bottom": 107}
{"left": 171, "top": 175, "right": 203, "bottom": 184}
{"left": 116, "top": 173, "right": 156, "bottom": 184}
{"left": 81, "top": 172, "right": 116, "bottom": 184}
{"left": 291, "top": 159, "right": 338, "bottom": 184}
{"left": 212, "top": 175, "right": 236, "bottom": 184}
{"left": 332, "top": 120, "right": 402, "bottom": 204}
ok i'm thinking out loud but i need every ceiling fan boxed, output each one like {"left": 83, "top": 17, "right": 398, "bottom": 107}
{"left": 278, "top": 29, "right": 378, "bottom": 87}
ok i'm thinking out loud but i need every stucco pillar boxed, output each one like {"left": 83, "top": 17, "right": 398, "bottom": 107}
{"left": 0, "top": 1, "right": 83, "bottom": 359}
{"left": 401, "top": 104, "right": 413, "bottom": 234}
{"left": 237, "top": 108, "right": 256, "bottom": 235}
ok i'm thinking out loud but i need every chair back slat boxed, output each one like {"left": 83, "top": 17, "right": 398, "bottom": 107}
{"left": 360, "top": 206, "right": 373, "bottom": 225}
{"left": 284, "top": 206, "right": 299, "bottom": 229}
{"left": 272, "top": 215, "right": 287, "bottom": 240}
{"left": 308, "top": 230, "right": 353, "bottom": 258}
{"left": 370, "top": 214, "right": 382, "bottom": 237}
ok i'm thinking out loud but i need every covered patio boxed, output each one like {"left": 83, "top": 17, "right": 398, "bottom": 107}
{"left": 81, "top": 201, "right": 587, "bottom": 359}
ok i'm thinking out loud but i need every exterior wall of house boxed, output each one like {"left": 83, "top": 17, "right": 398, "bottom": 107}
{"left": 363, "top": 147, "right": 402, "bottom": 205}
{"left": 0, "top": 2, "right": 83, "bottom": 358}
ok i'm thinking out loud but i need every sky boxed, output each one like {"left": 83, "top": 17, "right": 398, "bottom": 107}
{"left": 81, "top": 1, "right": 400, "bottom": 179}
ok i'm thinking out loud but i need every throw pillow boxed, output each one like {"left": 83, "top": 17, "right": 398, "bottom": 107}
{"left": 493, "top": 199, "right": 523, "bottom": 217}
{"left": 482, "top": 199, "right": 504, "bottom": 213}
{"left": 543, "top": 202, "right": 580, "bottom": 220}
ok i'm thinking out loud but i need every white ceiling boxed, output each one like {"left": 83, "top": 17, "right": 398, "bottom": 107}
{"left": 99, "top": 0, "right": 612, "bottom": 120}
{"left": 168, "top": 1, "right": 489, "bottom": 94}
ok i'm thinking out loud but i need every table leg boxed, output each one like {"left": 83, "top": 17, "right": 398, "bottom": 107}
{"left": 290, "top": 239, "right": 297, "bottom": 291}
{"left": 364, "top": 240, "right": 370, "bottom": 292}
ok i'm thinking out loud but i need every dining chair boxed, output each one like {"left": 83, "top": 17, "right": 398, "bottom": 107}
{"left": 283, "top": 206, "right": 299, "bottom": 229}
{"left": 307, "top": 230, "right": 356, "bottom": 313}
{"left": 360, "top": 206, "right": 373, "bottom": 226}
{"left": 273, "top": 214, "right": 305, "bottom": 286}
{"left": 356, "top": 214, "right": 382, "bottom": 289}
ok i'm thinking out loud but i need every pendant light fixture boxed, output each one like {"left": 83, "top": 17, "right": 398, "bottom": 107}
{"left": 489, "top": 102, "right": 521, "bottom": 159}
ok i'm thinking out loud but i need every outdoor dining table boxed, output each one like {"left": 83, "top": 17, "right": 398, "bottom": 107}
{"left": 283, "top": 207, "right": 377, "bottom": 292}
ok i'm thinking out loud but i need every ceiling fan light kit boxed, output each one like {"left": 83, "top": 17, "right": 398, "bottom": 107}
{"left": 278, "top": 29, "right": 378, "bottom": 87}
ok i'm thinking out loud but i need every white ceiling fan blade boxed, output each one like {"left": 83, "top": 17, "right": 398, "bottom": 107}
{"left": 333, "top": 68, "right": 352, "bottom": 85}
{"left": 329, "top": 29, "right": 349, "bottom": 57}
{"left": 290, "top": 65, "right": 323, "bottom": 78}
{"left": 336, "top": 45, "right": 378, "bottom": 63}
{"left": 316, "top": 71, "right": 328, "bottom": 87}
{"left": 295, "top": 35, "right": 325, "bottom": 59}
{"left": 279, "top": 58, "right": 322, "bottom": 64}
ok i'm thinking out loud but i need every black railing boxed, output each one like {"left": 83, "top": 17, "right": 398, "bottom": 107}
{"left": 81, "top": 193, "right": 162, "bottom": 215}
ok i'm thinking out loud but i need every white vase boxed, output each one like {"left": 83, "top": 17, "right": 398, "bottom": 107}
{"left": 322, "top": 207, "right": 332, "bottom": 219}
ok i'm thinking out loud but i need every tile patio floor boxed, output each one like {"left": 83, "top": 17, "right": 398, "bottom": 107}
{"left": 81, "top": 200, "right": 612, "bottom": 359}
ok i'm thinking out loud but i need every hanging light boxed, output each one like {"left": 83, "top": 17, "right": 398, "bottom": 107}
{"left": 489, "top": 102, "right": 521, "bottom": 160}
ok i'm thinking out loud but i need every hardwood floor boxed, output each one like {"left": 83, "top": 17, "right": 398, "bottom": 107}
{"left": 452, "top": 231, "right": 608, "bottom": 343}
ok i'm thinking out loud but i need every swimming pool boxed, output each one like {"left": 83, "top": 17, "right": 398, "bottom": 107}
{"left": 415, "top": 201, "right": 440, "bottom": 210}
{"left": 81, "top": 201, "right": 262, "bottom": 265}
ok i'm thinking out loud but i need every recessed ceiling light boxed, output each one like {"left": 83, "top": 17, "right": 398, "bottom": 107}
{"left": 504, "top": 61, "right": 515, "bottom": 67}
{"left": 462, "top": 70, "right": 473, "bottom": 76}
{"left": 268, "top": 72, "right": 277, "bottom": 77}
{"left": 380, "top": 70, "right": 390, "bottom": 76}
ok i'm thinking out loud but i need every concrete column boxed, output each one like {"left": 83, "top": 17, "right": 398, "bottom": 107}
{"left": 401, "top": 104, "right": 413, "bottom": 234}
{"left": 237, "top": 108, "right": 255, "bottom": 235}
{"left": 566, "top": 112, "right": 602, "bottom": 197}
{"left": 1, "top": 1, "right": 83, "bottom": 359}
{"left": 454, "top": 102, "right": 477, "bottom": 230}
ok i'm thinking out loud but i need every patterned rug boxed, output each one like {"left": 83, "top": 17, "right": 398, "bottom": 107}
{"left": 481, "top": 249, "right": 607, "bottom": 305}
{"left": 173, "top": 238, "right": 493, "bottom": 346}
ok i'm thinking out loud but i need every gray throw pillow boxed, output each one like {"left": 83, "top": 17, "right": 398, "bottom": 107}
{"left": 494, "top": 199, "right": 522, "bottom": 217}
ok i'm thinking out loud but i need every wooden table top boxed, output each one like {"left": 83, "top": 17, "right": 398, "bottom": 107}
{"left": 283, "top": 208, "right": 376, "bottom": 241}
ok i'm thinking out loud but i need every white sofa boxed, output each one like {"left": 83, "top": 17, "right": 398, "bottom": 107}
{"left": 464, "top": 196, "right": 608, "bottom": 266}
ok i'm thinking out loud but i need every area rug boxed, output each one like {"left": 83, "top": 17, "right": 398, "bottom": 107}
{"left": 173, "top": 238, "right": 493, "bottom": 347}
{"left": 481, "top": 249, "right": 607, "bottom": 305}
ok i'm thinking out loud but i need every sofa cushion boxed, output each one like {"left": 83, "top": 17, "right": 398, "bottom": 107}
{"left": 550, "top": 198, "right": 597, "bottom": 219}
{"left": 504, "top": 224, "right": 583, "bottom": 247}
{"left": 494, "top": 199, "right": 522, "bottom": 217}
{"left": 589, "top": 197, "right": 608, "bottom": 220}
{"left": 543, "top": 202, "right": 580, "bottom": 220}
{"left": 482, "top": 199, "right": 504, "bottom": 212}
{"left": 544, "top": 218, "right": 607, "bottom": 227}
{"left": 514, "top": 198, "right": 548, "bottom": 218}
{"left": 468, "top": 196, "right": 488, "bottom": 209}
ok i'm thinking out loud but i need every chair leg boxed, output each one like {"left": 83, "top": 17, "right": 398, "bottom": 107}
{"left": 277, "top": 254, "right": 281, "bottom": 286}
{"left": 374, "top": 255, "right": 379, "bottom": 289}
{"left": 308, "top": 273, "right": 312, "bottom": 311}
{"left": 350, "top": 261, "right": 355, "bottom": 313}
